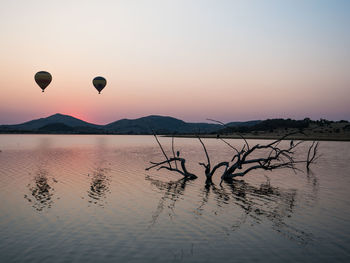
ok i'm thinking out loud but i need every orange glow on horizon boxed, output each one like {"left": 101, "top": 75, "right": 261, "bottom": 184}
{"left": 0, "top": 1, "right": 349, "bottom": 124}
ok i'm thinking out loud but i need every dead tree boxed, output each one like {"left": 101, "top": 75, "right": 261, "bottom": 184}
{"left": 146, "top": 131, "right": 320, "bottom": 183}
{"left": 219, "top": 133, "right": 307, "bottom": 181}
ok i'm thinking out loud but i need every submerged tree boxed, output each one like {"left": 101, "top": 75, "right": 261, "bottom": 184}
{"left": 146, "top": 131, "right": 320, "bottom": 184}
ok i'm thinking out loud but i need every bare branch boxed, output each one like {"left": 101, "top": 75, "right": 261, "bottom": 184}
{"left": 221, "top": 132, "right": 320, "bottom": 180}
{"left": 171, "top": 136, "right": 178, "bottom": 169}
{"left": 146, "top": 157, "right": 197, "bottom": 179}
{"left": 207, "top": 118, "right": 251, "bottom": 153}
{"left": 197, "top": 135, "right": 211, "bottom": 169}
{"left": 206, "top": 119, "right": 226, "bottom": 126}
{"left": 153, "top": 131, "right": 171, "bottom": 169}
{"left": 219, "top": 138, "right": 240, "bottom": 155}
{"left": 238, "top": 134, "right": 250, "bottom": 151}
{"left": 210, "top": 161, "right": 229, "bottom": 177}
{"left": 307, "top": 141, "right": 320, "bottom": 170}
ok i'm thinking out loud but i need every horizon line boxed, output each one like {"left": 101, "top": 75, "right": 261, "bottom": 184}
{"left": 0, "top": 112, "right": 348, "bottom": 126}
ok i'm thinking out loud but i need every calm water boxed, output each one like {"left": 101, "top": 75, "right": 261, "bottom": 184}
{"left": 0, "top": 135, "right": 349, "bottom": 262}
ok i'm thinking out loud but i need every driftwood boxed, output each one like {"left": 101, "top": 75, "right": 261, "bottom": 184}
{"left": 146, "top": 130, "right": 320, "bottom": 184}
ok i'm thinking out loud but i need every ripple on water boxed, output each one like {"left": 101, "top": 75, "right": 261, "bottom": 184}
{"left": 0, "top": 135, "right": 350, "bottom": 262}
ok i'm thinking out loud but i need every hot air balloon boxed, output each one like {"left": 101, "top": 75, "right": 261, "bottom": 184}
{"left": 34, "top": 71, "right": 52, "bottom": 92}
{"left": 93, "top": 76, "right": 107, "bottom": 94}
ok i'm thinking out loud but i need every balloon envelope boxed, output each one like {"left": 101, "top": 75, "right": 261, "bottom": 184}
{"left": 35, "top": 71, "right": 52, "bottom": 92}
{"left": 93, "top": 76, "right": 107, "bottom": 94}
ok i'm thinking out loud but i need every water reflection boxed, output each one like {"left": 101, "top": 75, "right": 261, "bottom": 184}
{"left": 306, "top": 169, "right": 319, "bottom": 196}
{"left": 86, "top": 137, "right": 111, "bottom": 207}
{"left": 219, "top": 179, "right": 312, "bottom": 243}
{"left": 24, "top": 169, "right": 57, "bottom": 211}
{"left": 87, "top": 168, "right": 111, "bottom": 207}
{"left": 147, "top": 175, "right": 313, "bottom": 243}
{"left": 146, "top": 176, "right": 194, "bottom": 226}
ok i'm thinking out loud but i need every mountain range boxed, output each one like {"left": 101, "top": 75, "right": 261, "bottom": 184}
{"left": 0, "top": 113, "right": 260, "bottom": 134}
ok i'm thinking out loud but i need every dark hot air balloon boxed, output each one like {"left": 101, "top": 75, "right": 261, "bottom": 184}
{"left": 93, "top": 76, "right": 107, "bottom": 94}
{"left": 35, "top": 71, "right": 52, "bottom": 92}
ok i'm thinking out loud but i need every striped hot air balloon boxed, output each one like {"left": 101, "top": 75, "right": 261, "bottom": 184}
{"left": 35, "top": 71, "right": 52, "bottom": 92}
{"left": 93, "top": 76, "right": 107, "bottom": 94}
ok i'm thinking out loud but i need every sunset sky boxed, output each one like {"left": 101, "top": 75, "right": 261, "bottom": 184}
{"left": 0, "top": 0, "right": 349, "bottom": 124}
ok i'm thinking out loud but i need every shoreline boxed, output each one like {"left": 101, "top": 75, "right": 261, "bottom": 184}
{"left": 0, "top": 133, "right": 349, "bottom": 141}
{"left": 165, "top": 134, "right": 350, "bottom": 142}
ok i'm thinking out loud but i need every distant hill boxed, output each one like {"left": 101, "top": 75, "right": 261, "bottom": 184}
{"left": 105, "top": 115, "right": 221, "bottom": 134}
{"left": 2, "top": 113, "right": 102, "bottom": 131}
{"left": 217, "top": 118, "right": 310, "bottom": 134}
{"left": 0, "top": 113, "right": 263, "bottom": 134}
{"left": 226, "top": 120, "right": 261, "bottom": 127}
{"left": 38, "top": 123, "right": 75, "bottom": 132}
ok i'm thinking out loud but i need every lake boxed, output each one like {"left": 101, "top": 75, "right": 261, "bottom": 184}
{"left": 0, "top": 135, "right": 349, "bottom": 262}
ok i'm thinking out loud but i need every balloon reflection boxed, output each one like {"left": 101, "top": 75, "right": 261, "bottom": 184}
{"left": 87, "top": 167, "right": 111, "bottom": 207}
{"left": 86, "top": 137, "right": 111, "bottom": 207}
{"left": 24, "top": 169, "right": 57, "bottom": 211}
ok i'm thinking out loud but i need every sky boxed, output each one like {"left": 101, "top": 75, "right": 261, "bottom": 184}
{"left": 0, "top": 0, "right": 349, "bottom": 124}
